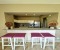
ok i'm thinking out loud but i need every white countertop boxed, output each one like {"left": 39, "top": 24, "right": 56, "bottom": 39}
{"left": 10, "top": 28, "right": 57, "bottom": 30}
{"left": 4, "top": 27, "right": 60, "bottom": 30}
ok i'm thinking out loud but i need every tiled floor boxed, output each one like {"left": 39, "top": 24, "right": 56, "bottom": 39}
{"left": 0, "top": 42, "right": 60, "bottom": 50}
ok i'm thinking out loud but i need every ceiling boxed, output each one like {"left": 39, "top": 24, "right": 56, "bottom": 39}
{"left": 5, "top": 12, "right": 58, "bottom": 17}
{"left": 0, "top": 0, "right": 60, "bottom": 4}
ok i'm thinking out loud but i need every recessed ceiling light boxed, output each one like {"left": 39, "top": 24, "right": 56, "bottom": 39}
{"left": 25, "top": 14, "right": 27, "bottom": 16}
{"left": 49, "top": 14, "right": 51, "bottom": 16}
{"left": 33, "top": 14, "right": 35, "bottom": 16}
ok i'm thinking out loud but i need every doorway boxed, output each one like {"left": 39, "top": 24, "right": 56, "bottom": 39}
{"left": 43, "top": 17, "right": 47, "bottom": 28}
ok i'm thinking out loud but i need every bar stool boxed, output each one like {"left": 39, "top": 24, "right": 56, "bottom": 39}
{"left": 31, "top": 33, "right": 42, "bottom": 48}
{"left": 13, "top": 33, "right": 26, "bottom": 50}
{"left": 1, "top": 33, "right": 14, "bottom": 50}
{"left": 41, "top": 33, "right": 55, "bottom": 50}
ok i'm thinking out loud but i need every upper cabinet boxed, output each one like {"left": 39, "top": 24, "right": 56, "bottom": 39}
{"left": 14, "top": 19, "right": 34, "bottom": 23}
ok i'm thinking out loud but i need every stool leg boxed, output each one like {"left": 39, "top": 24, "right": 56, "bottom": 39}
{"left": 53, "top": 37, "right": 55, "bottom": 50}
{"left": 14, "top": 38, "right": 16, "bottom": 50}
{"left": 43, "top": 38, "right": 47, "bottom": 49}
{"left": 10, "top": 38, "right": 13, "bottom": 50}
{"left": 40, "top": 38, "right": 42, "bottom": 48}
{"left": 23, "top": 38, "right": 25, "bottom": 50}
{"left": 32, "top": 38, "right": 33, "bottom": 48}
{"left": 2, "top": 38, "right": 4, "bottom": 50}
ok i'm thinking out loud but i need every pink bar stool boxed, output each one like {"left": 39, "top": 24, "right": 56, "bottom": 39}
{"left": 31, "top": 33, "right": 43, "bottom": 48}
{"left": 41, "top": 33, "right": 55, "bottom": 50}
{"left": 1, "top": 33, "right": 14, "bottom": 50}
{"left": 13, "top": 33, "right": 26, "bottom": 50}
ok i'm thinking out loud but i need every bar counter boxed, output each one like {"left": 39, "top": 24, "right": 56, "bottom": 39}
{"left": 6, "top": 28, "right": 57, "bottom": 42}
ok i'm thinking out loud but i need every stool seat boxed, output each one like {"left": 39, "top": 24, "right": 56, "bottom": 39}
{"left": 13, "top": 33, "right": 26, "bottom": 37}
{"left": 41, "top": 33, "right": 55, "bottom": 37}
{"left": 31, "top": 33, "right": 42, "bottom": 37}
{"left": 1, "top": 33, "right": 14, "bottom": 37}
